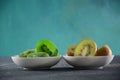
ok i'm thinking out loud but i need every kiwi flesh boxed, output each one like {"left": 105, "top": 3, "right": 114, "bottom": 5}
{"left": 19, "top": 49, "right": 36, "bottom": 57}
{"left": 27, "top": 52, "right": 49, "bottom": 58}
{"left": 36, "top": 40, "right": 58, "bottom": 56}
{"left": 74, "top": 39, "right": 97, "bottom": 56}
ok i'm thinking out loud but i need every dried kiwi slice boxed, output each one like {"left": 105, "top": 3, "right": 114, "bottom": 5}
{"left": 36, "top": 40, "right": 58, "bottom": 56}
{"left": 74, "top": 39, "right": 97, "bottom": 56}
{"left": 27, "top": 53, "right": 38, "bottom": 58}
{"left": 19, "top": 49, "right": 36, "bottom": 57}
{"left": 27, "top": 52, "right": 49, "bottom": 58}
{"left": 35, "top": 52, "right": 49, "bottom": 57}
{"left": 67, "top": 45, "right": 76, "bottom": 56}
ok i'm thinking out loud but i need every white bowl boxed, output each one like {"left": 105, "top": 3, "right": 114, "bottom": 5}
{"left": 11, "top": 55, "right": 61, "bottom": 69}
{"left": 63, "top": 55, "right": 114, "bottom": 69}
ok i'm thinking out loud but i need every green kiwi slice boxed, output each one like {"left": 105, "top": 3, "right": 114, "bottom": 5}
{"left": 36, "top": 40, "right": 58, "bottom": 56}
{"left": 74, "top": 39, "right": 97, "bottom": 56}
{"left": 27, "top": 52, "right": 49, "bottom": 58}
{"left": 19, "top": 49, "right": 36, "bottom": 57}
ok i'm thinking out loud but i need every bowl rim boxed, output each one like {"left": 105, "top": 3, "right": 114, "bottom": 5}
{"left": 63, "top": 55, "right": 114, "bottom": 58}
{"left": 11, "top": 55, "right": 62, "bottom": 59}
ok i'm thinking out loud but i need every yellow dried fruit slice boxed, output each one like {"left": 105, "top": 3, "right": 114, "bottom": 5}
{"left": 74, "top": 39, "right": 97, "bottom": 56}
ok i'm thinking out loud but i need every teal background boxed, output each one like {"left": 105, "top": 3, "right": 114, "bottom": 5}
{"left": 0, "top": 0, "right": 120, "bottom": 56}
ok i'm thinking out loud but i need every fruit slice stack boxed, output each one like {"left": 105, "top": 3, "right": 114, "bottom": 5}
{"left": 67, "top": 39, "right": 112, "bottom": 56}
{"left": 19, "top": 40, "right": 58, "bottom": 58}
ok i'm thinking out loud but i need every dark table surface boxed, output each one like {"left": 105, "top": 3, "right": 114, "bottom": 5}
{"left": 0, "top": 56, "right": 120, "bottom": 80}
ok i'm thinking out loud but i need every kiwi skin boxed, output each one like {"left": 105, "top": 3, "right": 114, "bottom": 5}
{"left": 67, "top": 52, "right": 74, "bottom": 56}
{"left": 95, "top": 45, "right": 112, "bottom": 56}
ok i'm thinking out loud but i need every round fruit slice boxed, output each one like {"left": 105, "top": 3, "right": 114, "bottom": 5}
{"left": 36, "top": 40, "right": 58, "bottom": 56}
{"left": 74, "top": 39, "right": 97, "bottom": 56}
{"left": 19, "top": 49, "right": 36, "bottom": 57}
{"left": 27, "top": 52, "right": 49, "bottom": 58}
{"left": 27, "top": 53, "right": 38, "bottom": 58}
{"left": 95, "top": 45, "right": 112, "bottom": 56}
{"left": 36, "top": 52, "right": 49, "bottom": 57}
{"left": 67, "top": 45, "right": 76, "bottom": 56}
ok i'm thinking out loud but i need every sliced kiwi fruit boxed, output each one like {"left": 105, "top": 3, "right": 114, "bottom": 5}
{"left": 74, "top": 39, "right": 97, "bottom": 56}
{"left": 35, "top": 52, "right": 49, "bottom": 57}
{"left": 95, "top": 45, "right": 112, "bottom": 56}
{"left": 27, "top": 53, "right": 38, "bottom": 58}
{"left": 67, "top": 45, "right": 76, "bottom": 56}
{"left": 19, "top": 49, "right": 36, "bottom": 57}
{"left": 27, "top": 52, "right": 49, "bottom": 58}
{"left": 36, "top": 40, "right": 58, "bottom": 56}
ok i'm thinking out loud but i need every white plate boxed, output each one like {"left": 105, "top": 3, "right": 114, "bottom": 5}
{"left": 63, "top": 55, "right": 114, "bottom": 69}
{"left": 11, "top": 55, "right": 61, "bottom": 69}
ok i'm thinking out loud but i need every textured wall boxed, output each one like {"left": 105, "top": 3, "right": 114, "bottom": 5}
{"left": 0, "top": 0, "right": 120, "bottom": 56}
